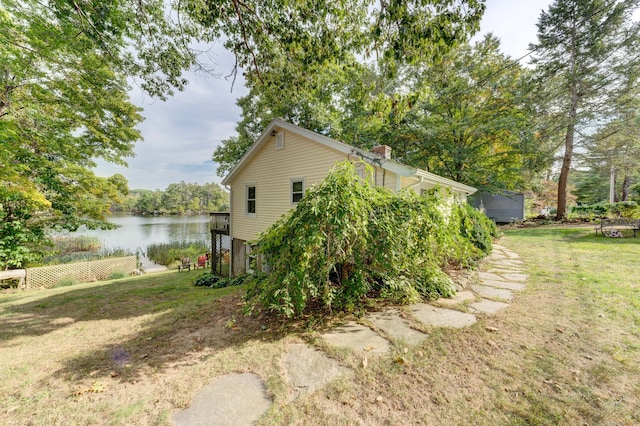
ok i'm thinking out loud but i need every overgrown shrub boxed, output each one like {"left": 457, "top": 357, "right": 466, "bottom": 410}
{"left": 244, "top": 161, "right": 496, "bottom": 318}
{"left": 455, "top": 203, "right": 499, "bottom": 254}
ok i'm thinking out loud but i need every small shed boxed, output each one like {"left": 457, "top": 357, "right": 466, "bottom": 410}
{"left": 470, "top": 191, "right": 525, "bottom": 224}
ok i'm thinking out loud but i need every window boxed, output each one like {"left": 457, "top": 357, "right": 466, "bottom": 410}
{"left": 291, "top": 179, "right": 304, "bottom": 204}
{"left": 246, "top": 185, "right": 256, "bottom": 214}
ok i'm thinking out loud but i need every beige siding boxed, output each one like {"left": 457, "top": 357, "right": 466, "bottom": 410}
{"left": 373, "top": 167, "right": 398, "bottom": 191}
{"left": 230, "top": 131, "right": 346, "bottom": 242}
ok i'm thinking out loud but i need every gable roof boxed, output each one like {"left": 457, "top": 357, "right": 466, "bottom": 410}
{"left": 221, "top": 119, "right": 476, "bottom": 195}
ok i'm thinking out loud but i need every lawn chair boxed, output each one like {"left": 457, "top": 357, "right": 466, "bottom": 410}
{"left": 195, "top": 255, "right": 208, "bottom": 269}
{"left": 178, "top": 257, "right": 192, "bottom": 272}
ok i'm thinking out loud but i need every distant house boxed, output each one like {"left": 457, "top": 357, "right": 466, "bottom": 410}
{"left": 221, "top": 119, "right": 476, "bottom": 276}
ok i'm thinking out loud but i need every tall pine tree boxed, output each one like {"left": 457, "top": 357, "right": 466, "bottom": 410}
{"left": 530, "top": 0, "right": 640, "bottom": 219}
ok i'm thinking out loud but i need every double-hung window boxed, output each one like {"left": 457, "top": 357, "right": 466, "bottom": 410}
{"left": 246, "top": 184, "right": 256, "bottom": 215}
{"left": 291, "top": 179, "right": 304, "bottom": 204}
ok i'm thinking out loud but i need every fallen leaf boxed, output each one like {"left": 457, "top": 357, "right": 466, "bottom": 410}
{"left": 363, "top": 346, "right": 375, "bottom": 352}
{"left": 486, "top": 326, "right": 499, "bottom": 332}
{"left": 394, "top": 357, "right": 406, "bottom": 365}
{"left": 555, "top": 328, "right": 565, "bottom": 333}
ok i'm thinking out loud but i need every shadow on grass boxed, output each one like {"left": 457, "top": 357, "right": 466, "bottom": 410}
{"left": 0, "top": 270, "right": 283, "bottom": 383}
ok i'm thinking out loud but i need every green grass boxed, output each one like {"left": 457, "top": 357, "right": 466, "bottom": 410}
{"left": 1, "top": 225, "right": 639, "bottom": 425}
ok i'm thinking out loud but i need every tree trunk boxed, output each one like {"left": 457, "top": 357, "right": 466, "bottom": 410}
{"left": 621, "top": 175, "right": 631, "bottom": 201}
{"left": 557, "top": 87, "right": 579, "bottom": 220}
{"left": 556, "top": 17, "right": 579, "bottom": 221}
{"left": 610, "top": 166, "right": 616, "bottom": 203}
{"left": 556, "top": 124, "right": 574, "bottom": 220}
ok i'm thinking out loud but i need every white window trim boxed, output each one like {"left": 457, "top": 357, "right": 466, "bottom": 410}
{"left": 245, "top": 183, "right": 256, "bottom": 216}
{"left": 291, "top": 178, "right": 305, "bottom": 205}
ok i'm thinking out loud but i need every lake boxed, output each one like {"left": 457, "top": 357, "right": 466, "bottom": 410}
{"left": 70, "top": 214, "right": 226, "bottom": 253}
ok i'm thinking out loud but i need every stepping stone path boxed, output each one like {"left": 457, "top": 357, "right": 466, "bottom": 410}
{"left": 283, "top": 344, "right": 347, "bottom": 402}
{"left": 172, "top": 243, "right": 527, "bottom": 425}
{"left": 172, "top": 373, "right": 271, "bottom": 426}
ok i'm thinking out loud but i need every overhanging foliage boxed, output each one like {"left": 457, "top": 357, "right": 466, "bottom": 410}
{"left": 244, "top": 161, "right": 498, "bottom": 318}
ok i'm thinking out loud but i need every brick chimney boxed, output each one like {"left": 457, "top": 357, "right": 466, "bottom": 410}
{"left": 371, "top": 145, "right": 392, "bottom": 159}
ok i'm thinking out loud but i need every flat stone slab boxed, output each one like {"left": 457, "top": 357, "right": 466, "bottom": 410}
{"left": 497, "top": 259, "right": 525, "bottom": 267}
{"left": 501, "top": 273, "right": 527, "bottom": 282}
{"left": 504, "top": 251, "right": 521, "bottom": 260}
{"left": 480, "top": 279, "right": 525, "bottom": 292}
{"left": 409, "top": 304, "right": 476, "bottom": 329}
{"left": 477, "top": 271, "right": 507, "bottom": 282}
{"left": 436, "top": 290, "right": 477, "bottom": 306}
{"left": 172, "top": 373, "right": 271, "bottom": 426}
{"left": 488, "top": 252, "right": 507, "bottom": 260}
{"left": 486, "top": 268, "right": 524, "bottom": 275}
{"left": 471, "top": 284, "right": 514, "bottom": 301}
{"left": 367, "top": 309, "right": 429, "bottom": 345}
{"left": 283, "top": 344, "right": 346, "bottom": 402}
{"left": 321, "top": 321, "right": 391, "bottom": 354}
{"left": 469, "top": 299, "right": 510, "bottom": 314}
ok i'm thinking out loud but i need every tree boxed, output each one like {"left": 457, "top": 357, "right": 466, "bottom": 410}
{"left": 530, "top": 0, "right": 640, "bottom": 219}
{"left": 1, "top": 0, "right": 484, "bottom": 267}
{"left": 580, "top": 65, "right": 640, "bottom": 203}
{"left": 212, "top": 1, "right": 485, "bottom": 175}
{"left": 215, "top": 35, "right": 551, "bottom": 193}
{"left": 375, "top": 36, "right": 550, "bottom": 191}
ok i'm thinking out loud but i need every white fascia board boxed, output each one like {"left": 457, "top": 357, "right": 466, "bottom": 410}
{"left": 414, "top": 169, "right": 477, "bottom": 195}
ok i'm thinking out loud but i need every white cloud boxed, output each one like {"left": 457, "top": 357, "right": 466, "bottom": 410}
{"left": 95, "top": 44, "right": 248, "bottom": 190}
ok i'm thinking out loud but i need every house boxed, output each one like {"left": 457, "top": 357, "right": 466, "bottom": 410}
{"left": 221, "top": 119, "right": 477, "bottom": 276}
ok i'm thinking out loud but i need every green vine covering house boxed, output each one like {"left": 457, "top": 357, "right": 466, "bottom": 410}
{"left": 221, "top": 119, "right": 478, "bottom": 277}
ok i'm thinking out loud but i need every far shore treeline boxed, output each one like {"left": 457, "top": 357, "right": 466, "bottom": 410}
{"left": 112, "top": 181, "right": 229, "bottom": 216}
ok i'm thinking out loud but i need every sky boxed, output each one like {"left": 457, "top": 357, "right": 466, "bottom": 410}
{"left": 94, "top": 0, "right": 553, "bottom": 191}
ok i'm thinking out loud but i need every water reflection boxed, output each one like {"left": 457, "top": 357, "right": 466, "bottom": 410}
{"left": 70, "top": 214, "right": 218, "bottom": 253}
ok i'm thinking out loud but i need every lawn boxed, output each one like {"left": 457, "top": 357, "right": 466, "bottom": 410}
{"left": 0, "top": 225, "right": 638, "bottom": 425}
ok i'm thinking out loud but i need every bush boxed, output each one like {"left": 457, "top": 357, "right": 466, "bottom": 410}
{"left": 568, "top": 202, "right": 640, "bottom": 220}
{"left": 55, "top": 277, "right": 78, "bottom": 288}
{"left": 568, "top": 203, "right": 609, "bottom": 220}
{"left": 108, "top": 270, "right": 127, "bottom": 280}
{"left": 194, "top": 272, "right": 252, "bottom": 289}
{"left": 244, "top": 161, "right": 496, "bottom": 318}
{"left": 455, "top": 203, "right": 499, "bottom": 254}
{"left": 34, "top": 237, "right": 132, "bottom": 267}
{"left": 610, "top": 201, "right": 639, "bottom": 218}
{"left": 147, "top": 240, "right": 210, "bottom": 267}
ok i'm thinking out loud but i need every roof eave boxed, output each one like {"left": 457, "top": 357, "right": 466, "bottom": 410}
{"left": 414, "top": 169, "right": 477, "bottom": 195}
